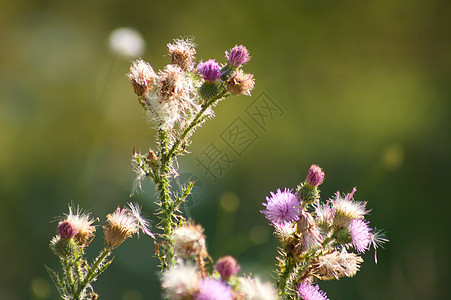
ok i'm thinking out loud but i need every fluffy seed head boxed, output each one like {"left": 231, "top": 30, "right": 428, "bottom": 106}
{"left": 128, "top": 59, "right": 158, "bottom": 97}
{"left": 196, "top": 60, "right": 220, "bottom": 82}
{"left": 226, "top": 69, "right": 254, "bottom": 96}
{"left": 306, "top": 164, "right": 325, "bottom": 186}
{"left": 161, "top": 263, "right": 200, "bottom": 299}
{"left": 297, "top": 281, "right": 329, "bottom": 300}
{"left": 109, "top": 27, "right": 145, "bottom": 58}
{"left": 214, "top": 256, "right": 240, "bottom": 281}
{"left": 238, "top": 277, "right": 278, "bottom": 300}
{"left": 172, "top": 223, "right": 207, "bottom": 259}
{"left": 168, "top": 38, "right": 196, "bottom": 70}
{"left": 312, "top": 249, "right": 363, "bottom": 280}
{"left": 194, "top": 278, "right": 233, "bottom": 300}
{"left": 332, "top": 188, "right": 369, "bottom": 228}
{"left": 225, "top": 45, "right": 250, "bottom": 68}
{"left": 262, "top": 188, "right": 301, "bottom": 226}
{"left": 159, "top": 64, "right": 187, "bottom": 102}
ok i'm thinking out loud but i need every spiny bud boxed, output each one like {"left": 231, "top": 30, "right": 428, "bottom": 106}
{"left": 215, "top": 256, "right": 241, "bottom": 281}
{"left": 199, "top": 81, "right": 222, "bottom": 101}
{"left": 196, "top": 59, "right": 220, "bottom": 82}
{"left": 226, "top": 70, "right": 254, "bottom": 96}
{"left": 296, "top": 182, "right": 320, "bottom": 207}
{"left": 58, "top": 220, "right": 77, "bottom": 240}
{"left": 225, "top": 45, "right": 250, "bottom": 68}
{"left": 50, "top": 236, "right": 78, "bottom": 259}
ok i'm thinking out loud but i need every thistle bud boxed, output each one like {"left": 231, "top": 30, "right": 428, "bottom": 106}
{"left": 226, "top": 70, "right": 254, "bottom": 96}
{"left": 104, "top": 207, "right": 139, "bottom": 248}
{"left": 215, "top": 256, "right": 240, "bottom": 281}
{"left": 50, "top": 236, "right": 78, "bottom": 259}
{"left": 58, "top": 220, "right": 77, "bottom": 240}
{"left": 225, "top": 45, "right": 250, "bottom": 68}
{"left": 296, "top": 182, "right": 319, "bottom": 207}
{"left": 196, "top": 60, "right": 220, "bottom": 82}
{"left": 306, "top": 164, "right": 325, "bottom": 186}
{"left": 199, "top": 81, "right": 222, "bottom": 101}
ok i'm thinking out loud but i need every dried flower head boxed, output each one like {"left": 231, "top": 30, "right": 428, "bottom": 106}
{"left": 349, "top": 218, "right": 371, "bottom": 253}
{"left": 215, "top": 256, "right": 241, "bottom": 281}
{"left": 159, "top": 64, "right": 188, "bottom": 102}
{"left": 331, "top": 188, "right": 369, "bottom": 228}
{"left": 196, "top": 60, "right": 220, "bottom": 82}
{"left": 274, "top": 222, "right": 297, "bottom": 242}
{"left": 195, "top": 278, "right": 233, "bottom": 300}
{"left": 168, "top": 38, "right": 196, "bottom": 70}
{"left": 262, "top": 188, "right": 301, "bottom": 226}
{"left": 128, "top": 59, "right": 158, "bottom": 97}
{"left": 312, "top": 249, "right": 363, "bottom": 280}
{"left": 65, "top": 206, "right": 96, "bottom": 246}
{"left": 161, "top": 263, "right": 200, "bottom": 299}
{"left": 172, "top": 223, "right": 208, "bottom": 259}
{"left": 58, "top": 220, "right": 77, "bottom": 240}
{"left": 225, "top": 45, "right": 250, "bottom": 68}
{"left": 238, "top": 277, "right": 278, "bottom": 300}
{"left": 297, "top": 210, "right": 316, "bottom": 233}
{"left": 109, "top": 27, "right": 145, "bottom": 58}
{"left": 297, "top": 281, "right": 329, "bottom": 300}
{"left": 103, "top": 204, "right": 153, "bottom": 248}
{"left": 298, "top": 227, "right": 324, "bottom": 252}
{"left": 314, "top": 202, "right": 334, "bottom": 228}
{"left": 226, "top": 69, "right": 254, "bottom": 96}
{"left": 306, "top": 164, "right": 325, "bottom": 186}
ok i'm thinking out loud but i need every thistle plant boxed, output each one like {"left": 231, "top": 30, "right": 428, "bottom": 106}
{"left": 47, "top": 36, "right": 387, "bottom": 299}
{"left": 47, "top": 204, "right": 151, "bottom": 299}
{"left": 262, "top": 165, "right": 388, "bottom": 299}
{"left": 127, "top": 39, "right": 254, "bottom": 269}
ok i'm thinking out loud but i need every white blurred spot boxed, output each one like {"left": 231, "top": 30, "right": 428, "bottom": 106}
{"left": 109, "top": 27, "right": 145, "bottom": 58}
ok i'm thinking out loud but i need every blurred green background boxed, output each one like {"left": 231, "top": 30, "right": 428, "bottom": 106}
{"left": 0, "top": 0, "right": 449, "bottom": 299}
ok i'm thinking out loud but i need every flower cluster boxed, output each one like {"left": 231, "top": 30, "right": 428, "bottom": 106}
{"left": 161, "top": 222, "right": 278, "bottom": 300}
{"left": 48, "top": 204, "right": 152, "bottom": 299}
{"left": 262, "top": 165, "right": 387, "bottom": 299}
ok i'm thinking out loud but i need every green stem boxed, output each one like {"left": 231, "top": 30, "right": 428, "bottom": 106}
{"left": 74, "top": 247, "right": 112, "bottom": 300}
{"left": 277, "top": 256, "right": 296, "bottom": 296}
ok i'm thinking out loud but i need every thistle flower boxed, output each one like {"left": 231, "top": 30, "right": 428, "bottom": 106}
{"left": 225, "top": 45, "right": 250, "bottom": 68}
{"left": 238, "top": 277, "right": 278, "bottom": 300}
{"left": 262, "top": 188, "right": 301, "bottom": 226}
{"left": 314, "top": 202, "right": 334, "bottom": 228}
{"left": 65, "top": 206, "right": 96, "bottom": 246}
{"left": 296, "top": 281, "right": 329, "bottom": 300}
{"left": 168, "top": 38, "right": 196, "bottom": 70}
{"left": 172, "top": 223, "right": 208, "bottom": 259}
{"left": 312, "top": 249, "right": 363, "bottom": 280}
{"left": 195, "top": 278, "right": 233, "bottom": 300}
{"left": 58, "top": 220, "right": 77, "bottom": 240}
{"left": 196, "top": 60, "right": 220, "bottom": 82}
{"left": 103, "top": 204, "right": 153, "bottom": 248}
{"left": 226, "top": 69, "right": 254, "bottom": 96}
{"left": 306, "top": 164, "right": 325, "bottom": 187}
{"left": 349, "top": 218, "right": 371, "bottom": 253}
{"left": 331, "top": 188, "right": 369, "bottom": 228}
{"left": 161, "top": 263, "right": 200, "bottom": 299}
{"left": 128, "top": 59, "right": 158, "bottom": 97}
{"left": 109, "top": 27, "right": 145, "bottom": 58}
{"left": 214, "top": 256, "right": 240, "bottom": 281}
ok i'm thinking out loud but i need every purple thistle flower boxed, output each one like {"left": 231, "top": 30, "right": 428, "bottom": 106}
{"left": 58, "top": 220, "right": 77, "bottom": 240}
{"left": 262, "top": 188, "right": 301, "bottom": 226}
{"left": 195, "top": 278, "right": 233, "bottom": 300}
{"left": 196, "top": 59, "right": 220, "bottom": 82}
{"left": 349, "top": 218, "right": 371, "bottom": 253}
{"left": 297, "top": 282, "right": 329, "bottom": 300}
{"left": 306, "top": 164, "right": 325, "bottom": 186}
{"left": 225, "top": 45, "right": 250, "bottom": 67}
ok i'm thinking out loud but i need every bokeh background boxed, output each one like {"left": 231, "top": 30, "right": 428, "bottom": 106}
{"left": 1, "top": 0, "right": 449, "bottom": 299}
